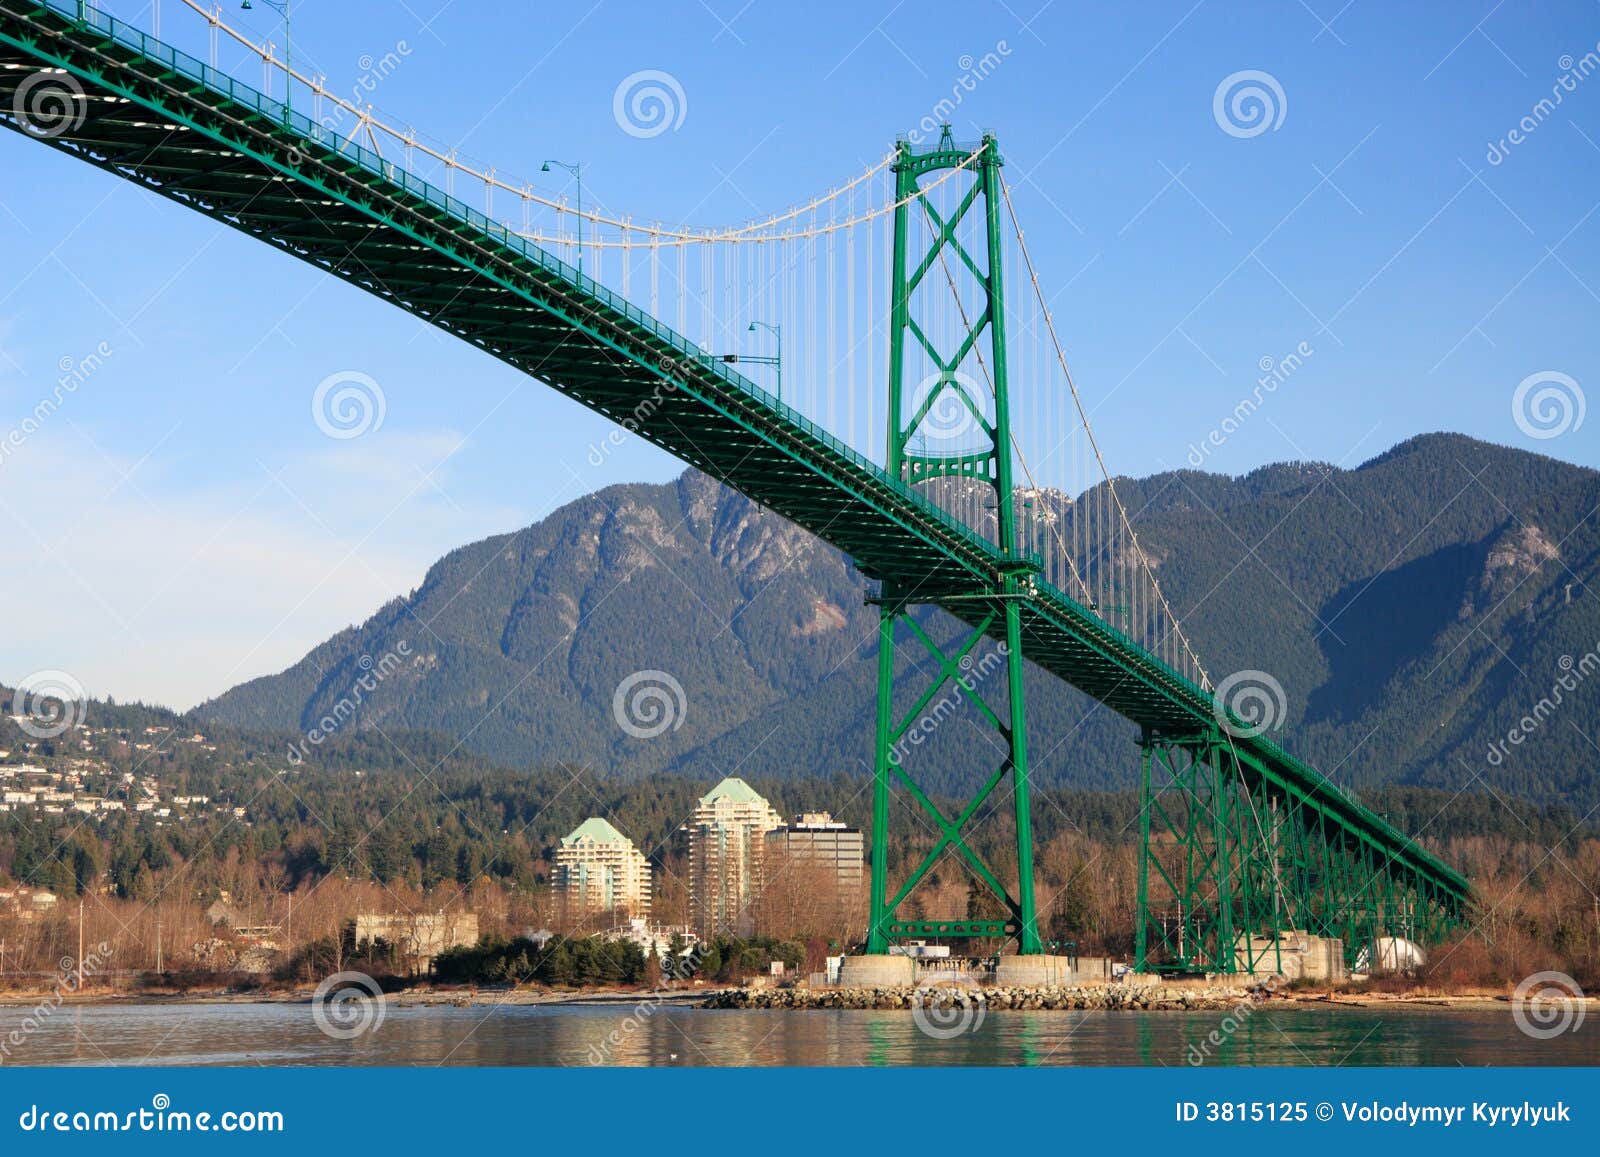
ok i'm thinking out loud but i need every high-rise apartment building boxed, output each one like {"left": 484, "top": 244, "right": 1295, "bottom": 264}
{"left": 685, "top": 777, "right": 781, "bottom": 937}
{"left": 553, "top": 817, "right": 652, "bottom": 921}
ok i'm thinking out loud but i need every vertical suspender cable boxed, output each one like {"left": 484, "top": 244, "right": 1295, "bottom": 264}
{"left": 847, "top": 183, "right": 857, "bottom": 454}
{"left": 676, "top": 244, "right": 686, "bottom": 336}
{"left": 650, "top": 227, "right": 660, "bottom": 319}
{"left": 999, "top": 172, "right": 1210, "bottom": 688}
{"left": 827, "top": 197, "right": 836, "bottom": 436}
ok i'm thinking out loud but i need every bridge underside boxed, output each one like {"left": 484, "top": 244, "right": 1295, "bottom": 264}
{"left": 0, "top": 0, "right": 1472, "bottom": 971}
{"left": 1137, "top": 734, "right": 1460, "bottom": 975}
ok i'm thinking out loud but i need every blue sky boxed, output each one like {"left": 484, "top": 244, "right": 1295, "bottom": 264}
{"left": 1, "top": 0, "right": 1597, "bottom": 708}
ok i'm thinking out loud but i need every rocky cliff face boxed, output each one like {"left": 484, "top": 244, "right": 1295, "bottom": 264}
{"left": 1476, "top": 523, "right": 1561, "bottom": 604}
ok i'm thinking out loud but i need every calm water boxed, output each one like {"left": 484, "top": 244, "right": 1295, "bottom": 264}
{"left": 1, "top": 1002, "right": 1595, "bottom": 1066}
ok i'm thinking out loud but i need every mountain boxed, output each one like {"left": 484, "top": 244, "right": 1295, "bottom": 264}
{"left": 1118, "top": 434, "right": 1600, "bottom": 806}
{"left": 198, "top": 434, "right": 1600, "bottom": 809}
{"left": 201, "top": 470, "right": 884, "bottom": 778}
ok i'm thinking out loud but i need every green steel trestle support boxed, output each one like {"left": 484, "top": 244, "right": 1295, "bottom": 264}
{"left": 1135, "top": 729, "right": 1469, "bottom": 975}
{"left": 866, "top": 129, "right": 1043, "bottom": 956}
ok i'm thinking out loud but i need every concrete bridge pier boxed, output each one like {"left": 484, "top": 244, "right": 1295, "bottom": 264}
{"left": 838, "top": 955, "right": 916, "bottom": 987}
{"left": 993, "top": 954, "right": 1079, "bottom": 986}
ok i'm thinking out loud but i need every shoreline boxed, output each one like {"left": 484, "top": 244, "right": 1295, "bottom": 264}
{"left": 702, "top": 982, "right": 1536, "bottom": 1013}
{"left": 0, "top": 982, "right": 1552, "bottom": 1014}
{"left": 0, "top": 985, "right": 730, "bottom": 1009}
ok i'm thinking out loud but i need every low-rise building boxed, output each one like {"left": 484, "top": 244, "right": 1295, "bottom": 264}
{"left": 0, "top": 887, "right": 58, "bottom": 917}
{"left": 601, "top": 918, "right": 700, "bottom": 962}
{"left": 353, "top": 912, "right": 479, "bottom": 974}
{"left": 766, "top": 812, "right": 864, "bottom": 893}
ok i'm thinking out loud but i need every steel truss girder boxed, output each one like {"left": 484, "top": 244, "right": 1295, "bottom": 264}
{"left": 1135, "top": 730, "right": 1467, "bottom": 974}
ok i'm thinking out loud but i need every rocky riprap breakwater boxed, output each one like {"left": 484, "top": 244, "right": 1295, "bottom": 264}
{"left": 705, "top": 983, "right": 1261, "bottom": 1011}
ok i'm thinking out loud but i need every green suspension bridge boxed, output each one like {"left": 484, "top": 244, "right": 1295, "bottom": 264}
{"left": 0, "top": 0, "right": 1473, "bottom": 974}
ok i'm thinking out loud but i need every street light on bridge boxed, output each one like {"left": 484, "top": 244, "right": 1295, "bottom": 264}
{"left": 720, "top": 321, "right": 782, "bottom": 402}
{"left": 540, "top": 159, "right": 584, "bottom": 276}
{"left": 239, "top": 1, "right": 292, "bottom": 124}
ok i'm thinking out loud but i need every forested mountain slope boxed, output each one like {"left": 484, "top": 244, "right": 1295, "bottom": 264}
{"left": 199, "top": 435, "right": 1600, "bottom": 809}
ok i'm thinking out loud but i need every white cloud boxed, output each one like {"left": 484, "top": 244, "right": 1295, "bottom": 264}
{"left": 0, "top": 426, "right": 525, "bottom": 711}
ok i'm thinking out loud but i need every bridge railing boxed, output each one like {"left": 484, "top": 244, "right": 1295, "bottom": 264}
{"left": 37, "top": 0, "right": 1036, "bottom": 579}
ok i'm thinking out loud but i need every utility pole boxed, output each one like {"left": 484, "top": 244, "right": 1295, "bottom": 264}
{"left": 77, "top": 898, "right": 84, "bottom": 990}
{"left": 155, "top": 912, "right": 163, "bottom": 974}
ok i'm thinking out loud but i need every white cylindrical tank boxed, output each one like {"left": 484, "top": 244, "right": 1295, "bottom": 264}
{"left": 1368, "top": 936, "right": 1426, "bottom": 974}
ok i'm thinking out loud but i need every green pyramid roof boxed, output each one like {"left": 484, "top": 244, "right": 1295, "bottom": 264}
{"left": 699, "top": 776, "right": 769, "bottom": 806}
{"left": 561, "top": 816, "right": 631, "bottom": 846}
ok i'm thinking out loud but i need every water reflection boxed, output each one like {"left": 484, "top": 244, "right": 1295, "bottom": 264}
{"left": 0, "top": 1003, "right": 1592, "bottom": 1067}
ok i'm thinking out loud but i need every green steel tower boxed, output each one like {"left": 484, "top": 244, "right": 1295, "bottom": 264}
{"left": 866, "top": 129, "right": 1043, "bottom": 956}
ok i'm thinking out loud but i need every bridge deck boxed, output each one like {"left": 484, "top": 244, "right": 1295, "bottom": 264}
{"left": 0, "top": 0, "right": 1470, "bottom": 909}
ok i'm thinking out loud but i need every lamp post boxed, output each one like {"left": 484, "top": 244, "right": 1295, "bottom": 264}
{"left": 240, "top": 0, "right": 292, "bottom": 123}
{"left": 540, "top": 159, "right": 583, "bottom": 276}
{"left": 721, "top": 321, "right": 782, "bottom": 401}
